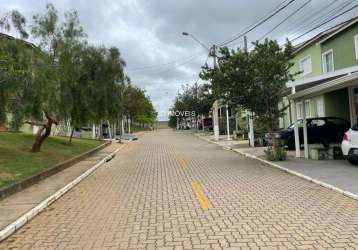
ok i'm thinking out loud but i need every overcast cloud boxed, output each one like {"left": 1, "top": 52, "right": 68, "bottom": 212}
{"left": 1, "top": 0, "right": 357, "bottom": 120}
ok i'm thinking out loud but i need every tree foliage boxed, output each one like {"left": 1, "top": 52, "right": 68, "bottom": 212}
{"left": 200, "top": 39, "right": 296, "bottom": 133}
{"left": 0, "top": 4, "right": 156, "bottom": 151}
{"left": 168, "top": 83, "right": 214, "bottom": 128}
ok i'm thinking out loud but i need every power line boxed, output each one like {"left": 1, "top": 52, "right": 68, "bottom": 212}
{"left": 152, "top": 52, "right": 207, "bottom": 76}
{"left": 126, "top": 51, "right": 203, "bottom": 72}
{"left": 256, "top": 0, "right": 312, "bottom": 42}
{"left": 291, "top": 2, "right": 358, "bottom": 42}
{"left": 218, "top": 0, "right": 290, "bottom": 46}
{"left": 219, "top": 0, "right": 296, "bottom": 46}
{"left": 287, "top": 0, "right": 355, "bottom": 42}
{"left": 276, "top": 0, "right": 338, "bottom": 43}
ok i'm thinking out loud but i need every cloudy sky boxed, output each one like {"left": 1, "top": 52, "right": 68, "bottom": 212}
{"left": 2, "top": 0, "right": 357, "bottom": 120}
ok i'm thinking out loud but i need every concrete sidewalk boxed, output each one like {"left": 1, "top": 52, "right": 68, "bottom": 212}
{"left": 196, "top": 132, "right": 358, "bottom": 196}
{"left": 0, "top": 142, "right": 123, "bottom": 232}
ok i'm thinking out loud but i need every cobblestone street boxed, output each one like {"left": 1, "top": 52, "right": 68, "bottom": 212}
{"left": 2, "top": 130, "right": 358, "bottom": 249}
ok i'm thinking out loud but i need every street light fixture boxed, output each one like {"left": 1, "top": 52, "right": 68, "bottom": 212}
{"left": 181, "top": 31, "right": 211, "bottom": 52}
{"left": 182, "top": 31, "right": 220, "bottom": 137}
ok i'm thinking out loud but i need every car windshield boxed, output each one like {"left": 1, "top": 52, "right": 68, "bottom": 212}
{"left": 288, "top": 120, "right": 303, "bottom": 129}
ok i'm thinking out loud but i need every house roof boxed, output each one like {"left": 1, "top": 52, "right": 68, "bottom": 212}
{"left": 293, "top": 16, "right": 358, "bottom": 54}
{"left": 0, "top": 32, "right": 35, "bottom": 48}
{"left": 288, "top": 71, "right": 358, "bottom": 100}
{"left": 281, "top": 74, "right": 343, "bottom": 96}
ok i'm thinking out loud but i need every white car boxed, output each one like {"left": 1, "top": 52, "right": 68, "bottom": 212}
{"left": 342, "top": 125, "right": 358, "bottom": 164}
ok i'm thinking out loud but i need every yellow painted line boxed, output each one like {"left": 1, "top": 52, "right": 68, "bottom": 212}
{"left": 191, "top": 181, "right": 211, "bottom": 210}
{"left": 178, "top": 158, "right": 188, "bottom": 170}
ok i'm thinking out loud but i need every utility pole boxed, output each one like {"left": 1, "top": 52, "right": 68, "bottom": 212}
{"left": 244, "top": 36, "right": 248, "bottom": 53}
{"left": 195, "top": 80, "right": 199, "bottom": 130}
{"left": 211, "top": 45, "right": 220, "bottom": 141}
{"left": 226, "top": 104, "right": 231, "bottom": 140}
{"left": 244, "top": 36, "right": 254, "bottom": 147}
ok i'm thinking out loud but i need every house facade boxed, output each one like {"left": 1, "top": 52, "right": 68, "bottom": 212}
{"left": 280, "top": 17, "right": 358, "bottom": 130}
{"left": 280, "top": 17, "right": 358, "bottom": 158}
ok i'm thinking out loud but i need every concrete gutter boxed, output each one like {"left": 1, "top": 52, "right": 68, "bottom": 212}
{"left": 0, "top": 147, "right": 120, "bottom": 242}
{"left": 194, "top": 133, "right": 358, "bottom": 201}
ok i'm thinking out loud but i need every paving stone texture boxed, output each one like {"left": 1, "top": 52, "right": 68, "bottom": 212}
{"left": 1, "top": 130, "right": 358, "bottom": 249}
{"left": 0, "top": 143, "right": 120, "bottom": 231}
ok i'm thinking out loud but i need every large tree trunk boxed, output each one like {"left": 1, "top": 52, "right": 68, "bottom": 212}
{"left": 121, "top": 117, "right": 125, "bottom": 135}
{"left": 68, "top": 127, "right": 75, "bottom": 145}
{"left": 128, "top": 117, "right": 131, "bottom": 133}
{"left": 31, "top": 112, "right": 58, "bottom": 153}
{"left": 268, "top": 122, "right": 279, "bottom": 152}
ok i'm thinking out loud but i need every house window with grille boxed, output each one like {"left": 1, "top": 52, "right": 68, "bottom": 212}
{"left": 322, "top": 49, "right": 334, "bottom": 73}
{"left": 296, "top": 100, "right": 311, "bottom": 119}
{"left": 315, "top": 96, "right": 325, "bottom": 117}
{"left": 299, "top": 55, "right": 312, "bottom": 76}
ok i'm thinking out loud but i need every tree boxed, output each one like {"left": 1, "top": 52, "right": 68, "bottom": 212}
{"left": 56, "top": 10, "right": 88, "bottom": 144}
{"left": 122, "top": 84, "right": 156, "bottom": 131}
{"left": 201, "top": 39, "right": 296, "bottom": 152}
{"left": 169, "top": 84, "right": 213, "bottom": 127}
{"left": 0, "top": 10, "right": 29, "bottom": 130}
{"left": 0, "top": 4, "right": 155, "bottom": 152}
{"left": 0, "top": 10, "right": 28, "bottom": 39}
{"left": 168, "top": 83, "right": 213, "bottom": 129}
{"left": 79, "top": 45, "right": 126, "bottom": 138}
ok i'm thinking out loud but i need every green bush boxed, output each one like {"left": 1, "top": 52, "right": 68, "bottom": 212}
{"left": 265, "top": 146, "right": 287, "bottom": 161}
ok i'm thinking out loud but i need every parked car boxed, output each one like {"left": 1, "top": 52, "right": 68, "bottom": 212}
{"left": 198, "top": 118, "right": 213, "bottom": 131}
{"left": 342, "top": 123, "right": 358, "bottom": 164}
{"left": 266, "top": 117, "right": 350, "bottom": 150}
{"left": 117, "top": 133, "right": 138, "bottom": 141}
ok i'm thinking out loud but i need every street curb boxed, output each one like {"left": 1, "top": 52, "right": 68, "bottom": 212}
{"left": 0, "top": 141, "right": 111, "bottom": 200}
{"left": 0, "top": 147, "right": 120, "bottom": 242}
{"left": 194, "top": 133, "right": 358, "bottom": 201}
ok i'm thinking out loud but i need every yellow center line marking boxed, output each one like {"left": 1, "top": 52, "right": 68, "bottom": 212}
{"left": 178, "top": 158, "right": 188, "bottom": 170}
{"left": 191, "top": 181, "right": 211, "bottom": 210}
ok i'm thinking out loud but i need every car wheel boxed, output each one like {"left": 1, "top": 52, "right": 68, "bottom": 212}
{"left": 348, "top": 159, "right": 358, "bottom": 165}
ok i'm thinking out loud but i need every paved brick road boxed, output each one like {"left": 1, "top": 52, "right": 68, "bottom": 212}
{"left": 2, "top": 130, "right": 358, "bottom": 249}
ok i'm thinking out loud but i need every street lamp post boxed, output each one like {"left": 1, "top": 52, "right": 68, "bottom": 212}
{"left": 182, "top": 32, "right": 220, "bottom": 140}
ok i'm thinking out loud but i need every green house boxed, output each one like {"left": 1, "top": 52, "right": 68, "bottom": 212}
{"left": 281, "top": 17, "right": 358, "bottom": 158}
{"left": 281, "top": 17, "right": 358, "bottom": 128}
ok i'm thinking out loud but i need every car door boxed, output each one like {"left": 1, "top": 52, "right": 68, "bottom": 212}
{"left": 308, "top": 119, "right": 326, "bottom": 144}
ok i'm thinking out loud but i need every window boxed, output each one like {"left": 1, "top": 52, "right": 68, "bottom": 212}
{"left": 315, "top": 96, "right": 325, "bottom": 117}
{"left": 299, "top": 56, "right": 312, "bottom": 76}
{"left": 304, "top": 100, "right": 311, "bottom": 118}
{"left": 322, "top": 49, "right": 334, "bottom": 73}
{"left": 296, "top": 102, "right": 303, "bottom": 119}
{"left": 279, "top": 117, "right": 284, "bottom": 129}
{"left": 310, "top": 119, "right": 326, "bottom": 127}
{"left": 355, "top": 34, "right": 358, "bottom": 60}
{"left": 296, "top": 100, "right": 311, "bottom": 119}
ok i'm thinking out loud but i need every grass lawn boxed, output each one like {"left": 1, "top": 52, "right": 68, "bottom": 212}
{"left": 0, "top": 132, "right": 103, "bottom": 188}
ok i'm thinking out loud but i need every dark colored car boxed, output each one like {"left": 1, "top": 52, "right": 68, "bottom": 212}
{"left": 203, "top": 118, "right": 213, "bottom": 128}
{"left": 199, "top": 118, "right": 213, "bottom": 130}
{"left": 266, "top": 117, "right": 350, "bottom": 150}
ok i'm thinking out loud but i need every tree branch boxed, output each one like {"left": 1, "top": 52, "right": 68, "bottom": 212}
{"left": 25, "top": 121, "right": 46, "bottom": 126}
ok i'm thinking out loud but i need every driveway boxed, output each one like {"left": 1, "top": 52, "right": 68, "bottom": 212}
{"left": 1, "top": 130, "right": 358, "bottom": 249}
